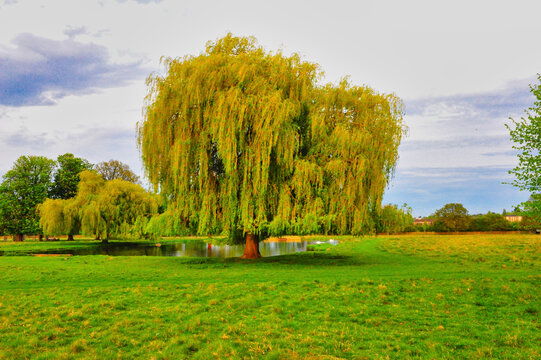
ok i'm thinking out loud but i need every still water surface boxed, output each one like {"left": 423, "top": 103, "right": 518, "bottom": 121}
{"left": 32, "top": 239, "right": 338, "bottom": 258}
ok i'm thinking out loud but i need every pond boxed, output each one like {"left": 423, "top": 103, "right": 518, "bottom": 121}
{"left": 27, "top": 239, "right": 339, "bottom": 258}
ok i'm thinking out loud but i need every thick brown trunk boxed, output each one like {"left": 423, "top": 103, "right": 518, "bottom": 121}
{"left": 14, "top": 234, "right": 24, "bottom": 242}
{"left": 241, "top": 233, "right": 261, "bottom": 259}
{"left": 67, "top": 234, "right": 74, "bottom": 241}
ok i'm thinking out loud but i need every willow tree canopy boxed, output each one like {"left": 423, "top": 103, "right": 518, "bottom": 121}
{"left": 138, "top": 34, "right": 405, "bottom": 249}
{"left": 39, "top": 171, "right": 158, "bottom": 242}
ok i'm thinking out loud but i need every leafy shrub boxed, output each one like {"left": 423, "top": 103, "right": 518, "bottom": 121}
{"left": 433, "top": 203, "right": 471, "bottom": 232}
{"left": 469, "top": 213, "right": 512, "bottom": 231}
{"left": 376, "top": 204, "right": 414, "bottom": 234}
{"left": 516, "top": 194, "right": 541, "bottom": 231}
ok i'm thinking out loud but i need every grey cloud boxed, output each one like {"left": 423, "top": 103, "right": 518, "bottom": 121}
{"left": 0, "top": 33, "right": 148, "bottom": 107}
{"left": 93, "top": 29, "right": 112, "bottom": 38}
{"left": 1, "top": 126, "right": 55, "bottom": 150}
{"left": 401, "top": 134, "right": 511, "bottom": 152}
{"left": 398, "top": 166, "right": 513, "bottom": 183}
{"left": 481, "top": 150, "right": 518, "bottom": 157}
{"left": 405, "top": 77, "right": 536, "bottom": 119}
{"left": 63, "top": 26, "right": 88, "bottom": 39}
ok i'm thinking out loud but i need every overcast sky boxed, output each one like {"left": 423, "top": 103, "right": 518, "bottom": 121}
{"left": 1, "top": 0, "right": 540, "bottom": 216}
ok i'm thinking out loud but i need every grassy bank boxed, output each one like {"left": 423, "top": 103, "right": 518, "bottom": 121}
{"left": 0, "top": 234, "right": 539, "bottom": 359}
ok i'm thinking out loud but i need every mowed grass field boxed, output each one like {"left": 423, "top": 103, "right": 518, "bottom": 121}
{"left": 0, "top": 234, "right": 539, "bottom": 359}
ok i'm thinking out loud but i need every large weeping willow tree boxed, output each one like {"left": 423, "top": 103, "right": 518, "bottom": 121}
{"left": 138, "top": 34, "right": 405, "bottom": 258}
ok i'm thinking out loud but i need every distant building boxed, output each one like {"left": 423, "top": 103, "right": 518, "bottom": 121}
{"left": 414, "top": 218, "right": 434, "bottom": 226}
{"left": 504, "top": 215, "right": 523, "bottom": 222}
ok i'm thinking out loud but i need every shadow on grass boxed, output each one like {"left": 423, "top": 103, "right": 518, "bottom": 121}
{"left": 167, "top": 253, "right": 359, "bottom": 267}
{"left": 178, "top": 250, "right": 393, "bottom": 267}
{"left": 256, "top": 252, "right": 359, "bottom": 266}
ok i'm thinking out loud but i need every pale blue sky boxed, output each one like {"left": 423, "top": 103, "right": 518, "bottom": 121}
{"left": 0, "top": 0, "right": 539, "bottom": 216}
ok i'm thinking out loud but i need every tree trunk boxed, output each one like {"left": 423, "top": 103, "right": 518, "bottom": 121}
{"left": 241, "top": 233, "right": 261, "bottom": 259}
{"left": 67, "top": 234, "right": 74, "bottom": 241}
{"left": 14, "top": 234, "right": 24, "bottom": 242}
{"left": 39, "top": 234, "right": 43, "bottom": 241}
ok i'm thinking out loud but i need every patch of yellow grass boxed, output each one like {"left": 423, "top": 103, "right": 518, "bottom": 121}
{"left": 379, "top": 233, "right": 541, "bottom": 266}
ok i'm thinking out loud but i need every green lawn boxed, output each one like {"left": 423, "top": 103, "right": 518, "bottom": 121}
{"left": 0, "top": 234, "right": 539, "bottom": 359}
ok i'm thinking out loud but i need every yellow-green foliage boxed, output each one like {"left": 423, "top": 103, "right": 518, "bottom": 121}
{"left": 138, "top": 34, "right": 405, "bottom": 239}
{"left": 295, "top": 80, "right": 405, "bottom": 235}
{"left": 39, "top": 171, "right": 158, "bottom": 240}
{"left": 39, "top": 197, "right": 81, "bottom": 237}
{"left": 146, "top": 208, "right": 193, "bottom": 237}
{"left": 96, "top": 178, "right": 158, "bottom": 239}
{"left": 39, "top": 199, "right": 68, "bottom": 236}
{"left": 377, "top": 204, "right": 414, "bottom": 234}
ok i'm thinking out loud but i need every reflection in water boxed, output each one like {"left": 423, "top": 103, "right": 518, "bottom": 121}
{"left": 29, "top": 239, "right": 338, "bottom": 258}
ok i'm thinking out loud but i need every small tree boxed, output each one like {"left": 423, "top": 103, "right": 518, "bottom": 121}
{"left": 469, "top": 212, "right": 511, "bottom": 231}
{"left": 433, "top": 203, "right": 471, "bottom": 232}
{"left": 0, "top": 156, "right": 55, "bottom": 241}
{"left": 96, "top": 178, "right": 158, "bottom": 240}
{"left": 376, "top": 203, "right": 414, "bottom": 234}
{"left": 38, "top": 198, "right": 81, "bottom": 241}
{"left": 94, "top": 160, "right": 140, "bottom": 184}
{"left": 0, "top": 200, "right": 7, "bottom": 241}
{"left": 506, "top": 75, "right": 541, "bottom": 228}
{"left": 515, "top": 194, "right": 541, "bottom": 231}
{"left": 506, "top": 74, "right": 541, "bottom": 193}
{"left": 49, "top": 153, "right": 92, "bottom": 200}
{"left": 40, "top": 171, "right": 158, "bottom": 243}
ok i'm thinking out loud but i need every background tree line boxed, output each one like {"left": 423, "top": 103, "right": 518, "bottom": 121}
{"left": 0, "top": 153, "right": 536, "bottom": 241}
{"left": 0, "top": 154, "right": 146, "bottom": 241}
{"left": 0, "top": 152, "right": 417, "bottom": 241}
{"left": 412, "top": 203, "right": 540, "bottom": 233}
